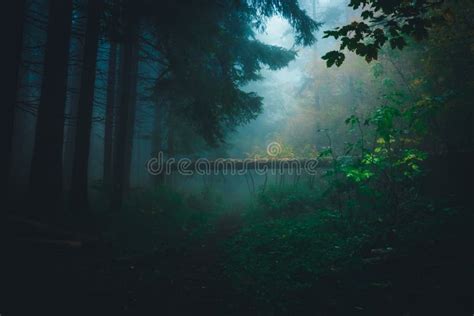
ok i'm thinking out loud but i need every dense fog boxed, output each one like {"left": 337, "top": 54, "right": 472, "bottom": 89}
{"left": 3, "top": 0, "right": 472, "bottom": 314}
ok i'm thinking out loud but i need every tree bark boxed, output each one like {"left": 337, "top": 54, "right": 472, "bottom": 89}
{"left": 29, "top": 0, "right": 73, "bottom": 217}
{"left": 70, "top": 0, "right": 104, "bottom": 210}
{"left": 151, "top": 98, "right": 164, "bottom": 186}
{"left": 63, "top": 39, "right": 85, "bottom": 193}
{"left": 103, "top": 41, "right": 118, "bottom": 194}
{"left": 122, "top": 43, "right": 139, "bottom": 193}
{"left": 166, "top": 108, "right": 175, "bottom": 187}
{"left": 111, "top": 12, "right": 139, "bottom": 210}
{"left": 1, "top": 0, "right": 25, "bottom": 205}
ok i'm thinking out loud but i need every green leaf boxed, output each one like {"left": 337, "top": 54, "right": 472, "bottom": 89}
{"left": 322, "top": 51, "right": 346, "bottom": 67}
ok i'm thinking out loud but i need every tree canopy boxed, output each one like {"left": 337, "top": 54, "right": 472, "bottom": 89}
{"left": 138, "top": 0, "right": 320, "bottom": 143}
{"left": 322, "top": 0, "right": 447, "bottom": 66}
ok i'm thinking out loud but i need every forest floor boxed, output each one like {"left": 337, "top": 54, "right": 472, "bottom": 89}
{"left": 1, "top": 202, "right": 472, "bottom": 315}
{"left": 0, "top": 211, "right": 244, "bottom": 315}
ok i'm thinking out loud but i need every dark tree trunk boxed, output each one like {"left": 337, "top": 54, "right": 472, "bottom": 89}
{"left": 70, "top": 0, "right": 104, "bottom": 210}
{"left": 63, "top": 40, "right": 85, "bottom": 193}
{"left": 29, "top": 0, "right": 73, "bottom": 217}
{"left": 103, "top": 41, "right": 118, "bottom": 194}
{"left": 166, "top": 108, "right": 175, "bottom": 187}
{"left": 122, "top": 45, "right": 139, "bottom": 192}
{"left": 111, "top": 15, "right": 139, "bottom": 210}
{"left": 1, "top": 0, "right": 25, "bottom": 205}
{"left": 151, "top": 98, "right": 164, "bottom": 186}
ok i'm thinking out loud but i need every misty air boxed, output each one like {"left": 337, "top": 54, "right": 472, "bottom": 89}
{"left": 1, "top": 0, "right": 473, "bottom": 315}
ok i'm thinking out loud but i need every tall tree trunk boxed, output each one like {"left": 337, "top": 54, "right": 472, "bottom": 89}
{"left": 151, "top": 98, "right": 164, "bottom": 186}
{"left": 111, "top": 14, "right": 139, "bottom": 210}
{"left": 122, "top": 44, "right": 139, "bottom": 192}
{"left": 29, "top": 0, "right": 73, "bottom": 217}
{"left": 103, "top": 41, "right": 118, "bottom": 194}
{"left": 63, "top": 40, "right": 85, "bottom": 193}
{"left": 166, "top": 108, "right": 175, "bottom": 187}
{"left": 1, "top": 0, "right": 25, "bottom": 206}
{"left": 70, "top": 0, "right": 104, "bottom": 210}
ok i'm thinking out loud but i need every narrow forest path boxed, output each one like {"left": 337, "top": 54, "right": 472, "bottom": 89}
{"left": 95, "top": 210, "right": 245, "bottom": 315}
{"left": 164, "top": 211, "right": 243, "bottom": 313}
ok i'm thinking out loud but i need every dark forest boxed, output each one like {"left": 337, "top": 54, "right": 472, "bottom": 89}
{"left": 1, "top": 0, "right": 473, "bottom": 315}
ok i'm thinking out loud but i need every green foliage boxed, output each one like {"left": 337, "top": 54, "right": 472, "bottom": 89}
{"left": 223, "top": 182, "right": 469, "bottom": 313}
{"left": 224, "top": 192, "right": 369, "bottom": 311}
{"left": 322, "top": 50, "right": 345, "bottom": 67}
{"left": 321, "top": 0, "right": 447, "bottom": 66}
{"left": 248, "top": 0, "right": 321, "bottom": 46}
{"left": 252, "top": 185, "right": 321, "bottom": 218}
{"left": 221, "top": 46, "right": 462, "bottom": 311}
{"left": 149, "top": 0, "right": 320, "bottom": 144}
{"left": 96, "top": 2, "right": 471, "bottom": 313}
{"left": 371, "top": 62, "right": 384, "bottom": 78}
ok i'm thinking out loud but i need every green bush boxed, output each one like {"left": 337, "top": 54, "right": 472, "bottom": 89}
{"left": 224, "top": 187, "right": 373, "bottom": 311}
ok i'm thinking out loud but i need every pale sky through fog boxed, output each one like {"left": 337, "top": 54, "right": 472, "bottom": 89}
{"left": 228, "top": 0, "right": 346, "bottom": 157}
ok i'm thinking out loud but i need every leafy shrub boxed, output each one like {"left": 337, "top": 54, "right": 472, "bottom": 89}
{"left": 252, "top": 185, "right": 321, "bottom": 218}
{"left": 224, "top": 216, "right": 368, "bottom": 311}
